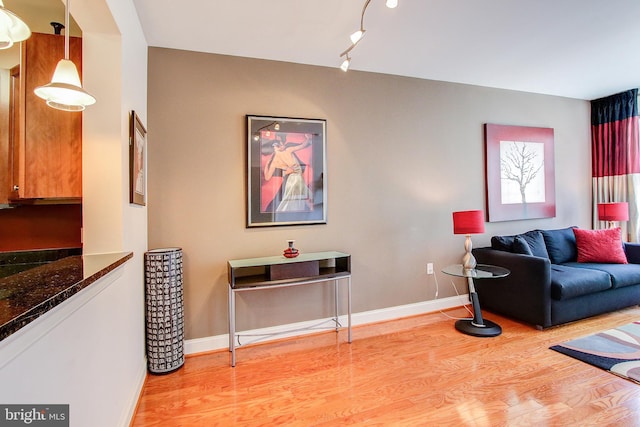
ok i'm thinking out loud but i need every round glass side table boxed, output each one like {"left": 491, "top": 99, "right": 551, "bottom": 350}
{"left": 442, "top": 264, "right": 510, "bottom": 337}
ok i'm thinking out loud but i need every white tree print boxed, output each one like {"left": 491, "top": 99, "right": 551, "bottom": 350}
{"left": 500, "top": 140, "right": 545, "bottom": 205}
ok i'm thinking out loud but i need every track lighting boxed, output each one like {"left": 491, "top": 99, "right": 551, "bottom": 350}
{"left": 339, "top": 0, "right": 398, "bottom": 72}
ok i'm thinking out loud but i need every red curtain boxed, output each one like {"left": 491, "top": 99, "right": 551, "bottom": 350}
{"left": 591, "top": 89, "right": 640, "bottom": 241}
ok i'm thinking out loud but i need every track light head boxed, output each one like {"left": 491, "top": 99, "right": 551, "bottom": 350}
{"left": 340, "top": 54, "right": 351, "bottom": 72}
{"left": 350, "top": 29, "right": 365, "bottom": 44}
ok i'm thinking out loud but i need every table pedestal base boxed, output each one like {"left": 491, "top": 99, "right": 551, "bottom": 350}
{"left": 441, "top": 264, "right": 509, "bottom": 338}
{"left": 455, "top": 318, "right": 502, "bottom": 337}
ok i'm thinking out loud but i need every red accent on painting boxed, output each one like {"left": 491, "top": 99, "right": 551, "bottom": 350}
{"left": 260, "top": 132, "right": 314, "bottom": 212}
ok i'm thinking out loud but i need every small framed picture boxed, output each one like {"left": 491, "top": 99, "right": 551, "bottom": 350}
{"left": 129, "top": 111, "right": 147, "bottom": 206}
{"left": 246, "top": 115, "right": 327, "bottom": 227}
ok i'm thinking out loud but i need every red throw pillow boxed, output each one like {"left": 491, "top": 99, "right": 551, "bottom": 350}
{"left": 573, "top": 227, "right": 628, "bottom": 264}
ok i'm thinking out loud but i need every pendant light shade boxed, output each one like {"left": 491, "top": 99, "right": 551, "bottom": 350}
{"left": 34, "top": 59, "right": 95, "bottom": 111}
{"left": 34, "top": 0, "right": 95, "bottom": 111}
{"left": 0, "top": 0, "right": 31, "bottom": 49}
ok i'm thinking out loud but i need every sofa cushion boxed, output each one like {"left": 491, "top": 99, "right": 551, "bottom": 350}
{"left": 492, "top": 230, "right": 550, "bottom": 258}
{"left": 491, "top": 235, "right": 515, "bottom": 252}
{"left": 517, "top": 230, "right": 549, "bottom": 259}
{"left": 550, "top": 264, "right": 612, "bottom": 300}
{"left": 512, "top": 235, "right": 533, "bottom": 255}
{"left": 562, "top": 262, "right": 640, "bottom": 289}
{"left": 625, "top": 242, "right": 640, "bottom": 264}
{"left": 573, "top": 227, "right": 627, "bottom": 264}
{"left": 541, "top": 226, "right": 577, "bottom": 264}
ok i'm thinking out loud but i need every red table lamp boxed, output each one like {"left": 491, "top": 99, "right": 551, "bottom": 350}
{"left": 597, "top": 202, "right": 629, "bottom": 228}
{"left": 453, "top": 210, "right": 485, "bottom": 271}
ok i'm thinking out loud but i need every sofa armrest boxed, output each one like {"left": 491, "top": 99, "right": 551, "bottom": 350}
{"left": 624, "top": 242, "right": 640, "bottom": 264}
{"left": 472, "top": 247, "right": 553, "bottom": 328}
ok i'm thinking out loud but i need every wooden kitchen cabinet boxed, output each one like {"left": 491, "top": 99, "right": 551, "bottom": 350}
{"left": 9, "top": 32, "right": 82, "bottom": 201}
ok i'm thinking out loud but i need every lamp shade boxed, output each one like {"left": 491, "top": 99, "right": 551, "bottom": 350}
{"left": 34, "top": 59, "right": 96, "bottom": 111}
{"left": 350, "top": 29, "right": 365, "bottom": 44}
{"left": 0, "top": 0, "right": 31, "bottom": 50}
{"left": 340, "top": 56, "right": 350, "bottom": 72}
{"left": 598, "top": 202, "right": 629, "bottom": 222}
{"left": 33, "top": 0, "right": 95, "bottom": 111}
{"left": 453, "top": 210, "right": 485, "bottom": 234}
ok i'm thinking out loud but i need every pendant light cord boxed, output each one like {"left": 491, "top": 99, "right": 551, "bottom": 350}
{"left": 64, "top": 0, "right": 69, "bottom": 60}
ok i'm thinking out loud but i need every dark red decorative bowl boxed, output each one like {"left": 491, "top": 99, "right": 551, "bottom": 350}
{"left": 283, "top": 249, "right": 299, "bottom": 258}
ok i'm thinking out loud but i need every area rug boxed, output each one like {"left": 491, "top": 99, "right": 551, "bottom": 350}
{"left": 550, "top": 321, "right": 640, "bottom": 384}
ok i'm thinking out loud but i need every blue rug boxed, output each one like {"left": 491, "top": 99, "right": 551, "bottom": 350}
{"left": 550, "top": 321, "right": 640, "bottom": 383}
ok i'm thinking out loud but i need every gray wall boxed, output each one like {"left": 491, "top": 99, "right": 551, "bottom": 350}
{"left": 148, "top": 47, "right": 591, "bottom": 340}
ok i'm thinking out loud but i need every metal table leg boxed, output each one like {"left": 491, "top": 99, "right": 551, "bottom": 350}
{"left": 347, "top": 276, "right": 352, "bottom": 343}
{"left": 228, "top": 286, "right": 236, "bottom": 367}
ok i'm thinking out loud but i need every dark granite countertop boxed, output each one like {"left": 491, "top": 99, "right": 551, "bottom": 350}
{"left": 0, "top": 248, "right": 82, "bottom": 278}
{"left": 0, "top": 251, "right": 133, "bottom": 341}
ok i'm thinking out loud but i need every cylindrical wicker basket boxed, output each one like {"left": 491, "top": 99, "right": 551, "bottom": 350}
{"left": 144, "top": 247, "right": 184, "bottom": 374}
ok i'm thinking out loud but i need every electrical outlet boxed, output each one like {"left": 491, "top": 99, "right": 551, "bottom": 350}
{"left": 427, "top": 263, "right": 434, "bottom": 275}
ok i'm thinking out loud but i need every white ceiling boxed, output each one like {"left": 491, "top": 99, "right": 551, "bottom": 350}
{"left": 132, "top": 0, "right": 640, "bottom": 101}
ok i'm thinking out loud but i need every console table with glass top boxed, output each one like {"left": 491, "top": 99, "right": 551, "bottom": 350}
{"left": 227, "top": 251, "right": 351, "bottom": 367}
{"left": 442, "top": 263, "right": 510, "bottom": 337}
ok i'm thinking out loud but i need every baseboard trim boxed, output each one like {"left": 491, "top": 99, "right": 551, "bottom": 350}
{"left": 184, "top": 295, "right": 468, "bottom": 355}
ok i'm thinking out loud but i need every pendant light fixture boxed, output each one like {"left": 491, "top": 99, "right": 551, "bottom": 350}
{"left": 34, "top": 0, "right": 95, "bottom": 111}
{"left": 0, "top": 0, "right": 31, "bottom": 49}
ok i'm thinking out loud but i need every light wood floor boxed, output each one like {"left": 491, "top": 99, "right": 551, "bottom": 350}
{"left": 132, "top": 306, "right": 640, "bottom": 426}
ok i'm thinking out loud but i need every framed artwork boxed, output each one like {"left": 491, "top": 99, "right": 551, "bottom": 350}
{"left": 129, "top": 111, "right": 147, "bottom": 206}
{"left": 484, "top": 123, "right": 555, "bottom": 222}
{"left": 246, "top": 115, "right": 327, "bottom": 227}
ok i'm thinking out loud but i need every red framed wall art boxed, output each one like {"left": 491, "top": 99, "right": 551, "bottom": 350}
{"left": 484, "top": 123, "right": 556, "bottom": 222}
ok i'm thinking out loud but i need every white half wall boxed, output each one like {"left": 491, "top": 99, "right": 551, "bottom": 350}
{"left": 0, "top": 263, "right": 144, "bottom": 427}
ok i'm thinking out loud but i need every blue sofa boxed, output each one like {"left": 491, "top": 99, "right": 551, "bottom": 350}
{"left": 472, "top": 226, "right": 640, "bottom": 329}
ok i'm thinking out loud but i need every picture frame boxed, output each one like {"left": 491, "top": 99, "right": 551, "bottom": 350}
{"left": 484, "top": 123, "right": 556, "bottom": 222}
{"left": 246, "top": 115, "right": 327, "bottom": 227}
{"left": 129, "top": 111, "right": 147, "bottom": 206}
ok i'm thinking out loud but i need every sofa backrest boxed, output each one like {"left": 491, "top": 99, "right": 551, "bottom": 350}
{"left": 491, "top": 226, "right": 577, "bottom": 264}
{"left": 541, "top": 227, "right": 577, "bottom": 264}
